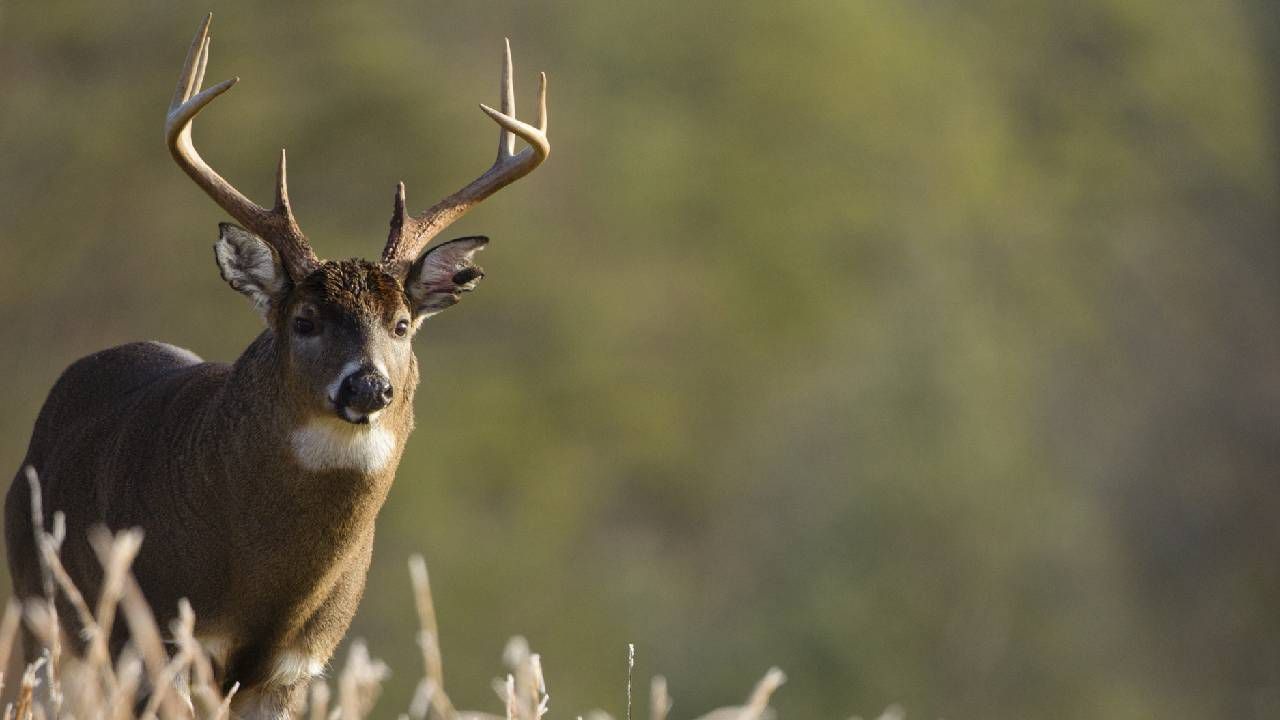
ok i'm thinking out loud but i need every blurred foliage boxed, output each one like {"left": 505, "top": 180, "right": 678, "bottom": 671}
{"left": 2, "top": 0, "right": 1279, "bottom": 717}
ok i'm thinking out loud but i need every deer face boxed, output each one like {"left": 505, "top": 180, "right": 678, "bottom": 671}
{"left": 284, "top": 260, "right": 410, "bottom": 425}
{"left": 215, "top": 224, "right": 488, "bottom": 425}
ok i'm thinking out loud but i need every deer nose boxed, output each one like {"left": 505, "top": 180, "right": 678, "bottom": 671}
{"left": 336, "top": 367, "right": 393, "bottom": 416}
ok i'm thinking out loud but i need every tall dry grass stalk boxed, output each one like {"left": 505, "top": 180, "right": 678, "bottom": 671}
{"left": 5, "top": 471, "right": 789, "bottom": 719}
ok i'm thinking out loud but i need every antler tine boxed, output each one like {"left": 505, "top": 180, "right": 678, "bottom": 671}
{"left": 165, "top": 14, "right": 320, "bottom": 282}
{"left": 382, "top": 39, "right": 551, "bottom": 279}
{"left": 168, "top": 14, "right": 209, "bottom": 113}
{"left": 498, "top": 38, "right": 516, "bottom": 160}
{"left": 537, "top": 72, "right": 548, "bottom": 133}
{"left": 193, "top": 34, "right": 210, "bottom": 101}
{"left": 275, "top": 148, "right": 294, "bottom": 213}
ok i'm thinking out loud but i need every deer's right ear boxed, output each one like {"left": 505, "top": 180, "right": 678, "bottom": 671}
{"left": 214, "top": 223, "right": 289, "bottom": 320}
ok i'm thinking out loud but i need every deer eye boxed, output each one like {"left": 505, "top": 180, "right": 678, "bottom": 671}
{"left": 293, "top": 317, "right": 317, "bottom": 336}
{"left": 394, "top": 319, "right": 410, "bottom": 337}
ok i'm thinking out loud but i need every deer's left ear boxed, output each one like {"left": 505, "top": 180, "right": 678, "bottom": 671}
{"left": 405, "top": 236, "right": 489, "bottom": 321}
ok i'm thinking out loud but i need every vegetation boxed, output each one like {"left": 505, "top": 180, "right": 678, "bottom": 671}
{"left": 2, "top": 472, "right": 786, "bottom": 719}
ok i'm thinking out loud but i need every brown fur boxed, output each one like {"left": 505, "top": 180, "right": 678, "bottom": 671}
{"left": 5, "top": 249, "right": 483, "bottom": 717}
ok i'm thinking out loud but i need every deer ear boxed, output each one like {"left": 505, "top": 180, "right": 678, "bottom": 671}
{"left": 405, "top": 236, "right": 489, "bottom": 321}
{"left": 214, "top": 223, "right": 288, "bottom": 320}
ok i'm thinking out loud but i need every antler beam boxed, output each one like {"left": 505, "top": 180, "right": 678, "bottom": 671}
{"left": 165, "top": 14, "right": 320, "bottom": 282}
{"left": 382, "top": 39, "right": 550, "bottom": 279}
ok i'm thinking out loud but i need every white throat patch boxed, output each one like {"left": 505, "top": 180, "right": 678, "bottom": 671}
{"left": 290, "top": 418, "right": 397, "bottom": 474}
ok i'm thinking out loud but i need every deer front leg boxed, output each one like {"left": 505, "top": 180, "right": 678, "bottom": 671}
{"left": 231, "top": 680, "right": 309, "bottom": 720}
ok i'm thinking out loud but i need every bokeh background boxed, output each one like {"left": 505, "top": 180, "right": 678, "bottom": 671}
{"left": 2, "top": 1, "right": 1279, "bottom": 717}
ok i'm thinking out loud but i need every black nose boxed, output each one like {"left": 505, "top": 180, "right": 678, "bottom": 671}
{"left": 337, "top": 368, "right": 393, "bottom": 415}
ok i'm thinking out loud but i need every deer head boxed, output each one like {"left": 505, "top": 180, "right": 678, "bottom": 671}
{"left": 165, "top": 14, "right": 549, "bottom": 426}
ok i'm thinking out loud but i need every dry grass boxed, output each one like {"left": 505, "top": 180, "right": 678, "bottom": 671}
{"left": 2, "top": 470, "right": 789, "bottom": 720}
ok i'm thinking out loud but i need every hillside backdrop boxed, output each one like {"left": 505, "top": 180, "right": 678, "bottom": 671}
{"left": 1, "top": 1, "right": 1278, "bottom": 717}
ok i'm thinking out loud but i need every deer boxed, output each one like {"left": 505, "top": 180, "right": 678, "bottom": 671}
{"left": 4, "top": 14, "right": 549, "bottom": 718}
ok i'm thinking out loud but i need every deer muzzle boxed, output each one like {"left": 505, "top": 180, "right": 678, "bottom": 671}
{"left": 334, "top": 366, "right": 393, "bottom": 423}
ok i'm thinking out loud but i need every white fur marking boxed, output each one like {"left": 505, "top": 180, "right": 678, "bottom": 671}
{"left": 341, "top": 406, "right": 382, "bottom": 424}
{"left": 290, "top": 419, "right": 397, "bottom": 474}
{"left": 269, "top": 649, "right": 326, "bottom": 686}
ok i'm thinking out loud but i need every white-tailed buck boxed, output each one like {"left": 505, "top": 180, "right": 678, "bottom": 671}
{"left": 6, "top": 14, "right": 549, "bottom": 718}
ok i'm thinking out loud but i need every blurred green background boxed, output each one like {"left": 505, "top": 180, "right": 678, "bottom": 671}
{"left": 2, "top": 0, "right": 1279, "bottom": 717}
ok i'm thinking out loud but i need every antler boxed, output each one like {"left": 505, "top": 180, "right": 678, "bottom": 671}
{"left": 166, "top": 14, "right": 320, "bottom": 282}
{"left": 381, "top": 39, "right": 550, "bottom": 279}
